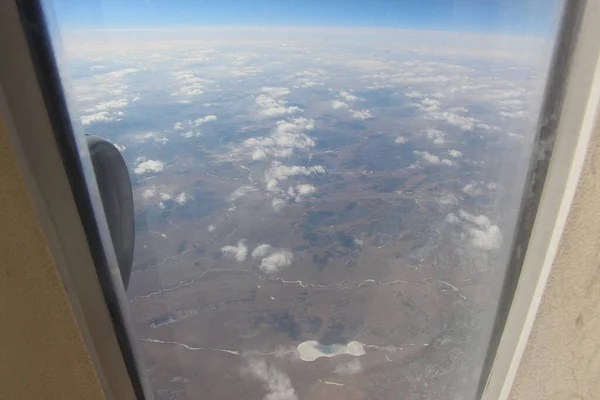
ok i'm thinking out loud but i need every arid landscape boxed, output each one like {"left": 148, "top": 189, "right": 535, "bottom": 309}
{"left": 62, "top": 26, "right": 549, "bottom": 400}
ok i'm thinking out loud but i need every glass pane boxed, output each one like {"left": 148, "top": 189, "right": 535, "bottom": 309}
{"left": 48, "top": 1, "right": 563, "bottom": 399}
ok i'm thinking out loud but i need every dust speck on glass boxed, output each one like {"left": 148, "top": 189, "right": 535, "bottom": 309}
{"left": 49, "top": 0, "right": 563, "bottom": 398}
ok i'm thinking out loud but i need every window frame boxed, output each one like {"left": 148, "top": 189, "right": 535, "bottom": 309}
{"left": 1, "top": 0, "right": 599, "bottom": 399}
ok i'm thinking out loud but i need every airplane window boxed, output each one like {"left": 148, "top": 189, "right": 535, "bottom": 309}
{"left": 42, "top": 0, "right": 564, "bottom": 398}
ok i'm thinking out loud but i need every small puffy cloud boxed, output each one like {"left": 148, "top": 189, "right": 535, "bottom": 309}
{"left": 487, "top": 182, "right": 497, "bottom": 190}
{"left": 395, "top": 136, "right": 408, "bottom": 144}
{"left": 221, "top": 240, "right": 248, "bottom": 262}
{"left": 243, "top": 117, "right": 316, "bottom": 160}
{"left": 256, "top": 91, "right": 301, "bottom": 117}
{"left": 182, "top": 131, "right": 201, "bottom": 138}
{"left": 207, "top": 224, "right": 216, "bottom": 232}
{"left": 446, "top": 213, "right": 460, "bottom": 224}
{"left": 340, "top": 91, "right": 358, "bottom": 102}
{"left": 500, "top": 111, "right": 526, "bottom": 118}
{"left": 136, "top": 132, "right": 169, "bottom": 145}
{"left": 287, "top": 184, "right": 317, "bottom": 202}
{"left": 454, "top": 209, "right": 503, "bottom": 250}
{"left": 114, "top": 143, "right": 127, "bottom": 152}
{"left": 447, "top": 149, "right": 463, "bottom": 158}
{"left": 142, "top": 186, "right": 156, "bottom": 199}
{"left": 334, "top": 359, "right": 363, "bottom": 376}
{"left": 160, "top": 192, "right": 172, "bottom": 201}
{"left": 441, "top": 159, "right": 453, "bottom": 166}
{"left": 134, "top": 160, "right": 164, "bottom": 175}
{"left": 426, "top": 128, "right": 446, "bottom": 144}
{"left": 437, "top": 193, "right": 459, "bottom": 206}
{"left": 330, "top": 100, "right": 348, "bottom": 109}
{"left": 404, "top": 91, "right": 423, "bottom": 98}
{"left": 422, "top": 97, "right": 440, "bottom": 107}
{"left": 262, "top": 87, "right": 291, "bottom": 97}
{"left": 295, "top": 184, "right": 316, "bottom": 196}
{"left": 228, "top": 185, "right": 257, "bottom": 202}
{"left": 414, "top": 150, "right": 440, "bottom": 164}
{"left": 462, "top": 183, "right": 483, "bottom": 197}
{"left": 350, "top": 109, "right": 372, "bottom": 120}
{"left": 252, "top": 244, "right": 272, "bottom": 259}
{"left": 194, "top": 115, "right": 217, "bottom": 126}
{"left": 260, "top": 250, "right": 293, "bottom": 274}
{"left": 272, "top": 198, "right": 286, "bottom": 211}
{"left": 265, "top": 161, "right": 325, "bottom": 183}
{"left": 469, "top": 225, "right": 503, "bottom": 250}
{"left": 84, "top": 98, "right": 129, "bottom": 113}
{"left": 458, "top": 209, "right": 491, "bottom": 227}
{"left": 175, "top": 192, "right": 192, "bottom": 205}
{"left": 81, "top": 111, "right": 119, "bottom": 125}
{"left": 241, "top": 358, "right": 298, "bottom": 400}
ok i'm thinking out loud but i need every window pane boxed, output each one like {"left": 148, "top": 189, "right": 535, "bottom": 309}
{"left": 48, "top": 1, "right": 563, "bottom": 399}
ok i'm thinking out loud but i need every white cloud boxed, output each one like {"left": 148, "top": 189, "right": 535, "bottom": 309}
{"left": 81, "top": 111, "right": 119, "bottom": 125}
{"left": 194, "top": 115, "right": 217, "bottom": 126}
{"left": 175, "top": 192, "right": 192, "bottom": 205}
{"left": 441, "top": 159, "right": 453, "bottom": 166}
{"left": 295, "top": 184, "right": 316, "bottom": 196}
{"left": 256, "top": 90, "right": 302, "bottom": 117}
{"left": 207, "top": 224, "right": 216, "bottom": 232}
{"left": 286, "top": 184, "right": 317, "bottom": 202}
{"left": 265, "top": 161, "right": 325, "bottom": 183}
{"left": 447, "top": 149, "right": 463, "bottom": 158}
{"left": 487, "top": 182, "right": 497, "bottom": 190}
{"left": 445, "top": 213, "right": 460, "bottom": 224}
{"left": 242, "top": 358, "right": 298, "bottom": 400}
{"left": 252, "top": 244, "right": 272, "bottom": 259}
{"left": 221, "top": 240, "right": 248, "bottom": 262}
{"left": 414, "top": 150, "right": 440, "bottom": 164}
{"left": 114, "top": 143, "right": 127, "bottom": 152}
{"left": 134, "top": 160, "right": 165, "bottom": 174}
{"left": 182, "top": 131, "right": 201, "bottom": 138}
{"left": 171, "top": 70, "right": 208, "bottom": 96}
{"left": 334, "top": 359, "right": 363, "bottom": 376}
{"left": 160, "top": 192, "right": 172, "bottom": 201}
{"left": 500, "top": 110, "right": 526, "bottom": 118}
{"left": 330, "top": 100, "right": 348, "bottom": 109}
{"left": 422, "top": 97, "right": 440, "bottom": 107}
{"left": 462, "top": 183, "right": 483, "bottom": 197}
{"left": 426, "top": 128, "right": 446, "bottom": 144}
{"left": 142, "top": 186, "right": 156, "bottom": 199}
{"left": 454, "top": 209, "right": 503, "bottom": 250}
{"left": 339, "top": 91, "right": 359, "bottom": 102}
{"left": 262, "top": 87, "right": 291, "bottom": 97}
{"left": 228, "top": 185, "right": 257, "bottom": 202}
{"left": 469, "top": 225, "right": 503, "bottom": 250}
{"left": 349, "top": 109, "right": 372, "bottom": 120}
{"left": 136, "top": 132, "right": 169, "bottom": 145}
{"left": 260, "top": 250, "right": 293, "bottom": 274}
{"left": 404, "top": 91, "right": 423, "bottom": 98}
{"left": 437, "top": 194, "right": 458, "bottom": 206}
{"left": 272, "top": 198, "right": 286, "bottom": 211}
{"left": 84, "top": 98, "right": 129, "bottom": 113}
{"left": 243, "top": 117, "right": 316, "bottom": 160}
{"left": 458, "top": 209, "right": 491, "bottom": 228}
{"left": 395, "top": 136, "right": 408, "bottom": 144}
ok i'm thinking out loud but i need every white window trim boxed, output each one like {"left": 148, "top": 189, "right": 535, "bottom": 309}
{"left": 482, "top": 1, "right": 600, "bottom": 399}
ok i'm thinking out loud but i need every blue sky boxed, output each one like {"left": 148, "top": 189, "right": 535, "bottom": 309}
{"left": 51, "top": 0, "right": 562, "bottom": 35}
